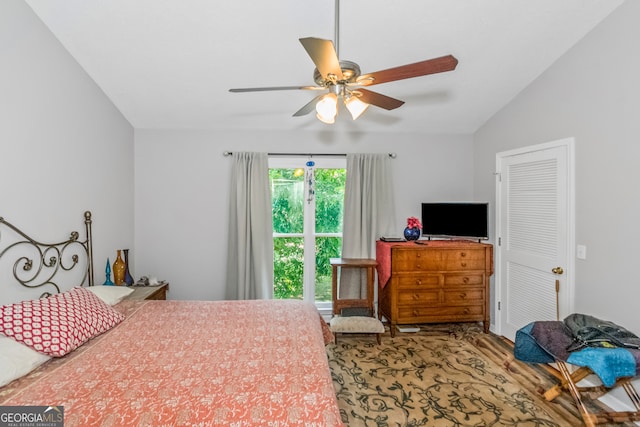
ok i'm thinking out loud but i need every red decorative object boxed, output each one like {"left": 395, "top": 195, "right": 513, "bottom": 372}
{"left": 407, "top": 216, "right": 422, "bottom": 230}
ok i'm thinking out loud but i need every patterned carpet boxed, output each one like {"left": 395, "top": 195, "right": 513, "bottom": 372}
{"left": 326, "top": 323, "right": 584, "bottom": 427}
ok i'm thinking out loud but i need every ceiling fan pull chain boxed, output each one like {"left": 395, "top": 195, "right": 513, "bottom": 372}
{"left": 334, "top": 0, "right": 340, "bottom": 58}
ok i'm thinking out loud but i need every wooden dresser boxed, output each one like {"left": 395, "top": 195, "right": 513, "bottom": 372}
{"left": 377, "top": 240, "right": 493, "bottom": 336}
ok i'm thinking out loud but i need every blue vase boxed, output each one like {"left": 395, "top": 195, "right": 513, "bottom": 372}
{"left": 123, "top": 249, "right": 134, "bottom": 286}
{"left": 404, "top": 227, "right": 421, "bottom": 241}
{"left": 103, "top": 258, "right": 114, "bottom": 286}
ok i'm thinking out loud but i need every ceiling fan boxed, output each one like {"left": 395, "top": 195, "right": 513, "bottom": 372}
{"left": 229, "top": 0, "right": 458, "bottom": 124}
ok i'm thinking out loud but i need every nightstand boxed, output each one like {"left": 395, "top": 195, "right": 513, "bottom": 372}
{"left": 125, "top": 283, "right": 169, "bottom": 300}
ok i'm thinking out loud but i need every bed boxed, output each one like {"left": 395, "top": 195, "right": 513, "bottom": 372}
{"left": 0, "top": 212, "right": 343, "bottom": 426}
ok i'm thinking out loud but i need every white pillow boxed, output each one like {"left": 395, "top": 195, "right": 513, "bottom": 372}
{"left": 0, "top": 335, "right": 51, "bottom": 387}
{"left": 86, "top": 285, "right": 134, "bottom": 305}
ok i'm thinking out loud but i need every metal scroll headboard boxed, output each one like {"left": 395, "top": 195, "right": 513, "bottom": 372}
{"left": 0, "top": 211, "right": 94, "bottom": 299}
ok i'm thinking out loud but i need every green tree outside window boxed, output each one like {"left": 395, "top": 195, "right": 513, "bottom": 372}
{"left": 270, "top": 166, "right": 345, "bottom": 301}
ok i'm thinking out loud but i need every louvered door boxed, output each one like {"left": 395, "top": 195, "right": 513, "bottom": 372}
{"left": 496, "top": 139, "right": 574, "bottom": 340}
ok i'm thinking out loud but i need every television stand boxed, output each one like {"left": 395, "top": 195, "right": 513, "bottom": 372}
{"left": 376, "top": 240, "right": 494, "bottom": 336}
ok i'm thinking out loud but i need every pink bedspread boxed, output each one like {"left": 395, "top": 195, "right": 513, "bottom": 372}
{"left": 0, "top": 299, "right": 343, "bottom": 426}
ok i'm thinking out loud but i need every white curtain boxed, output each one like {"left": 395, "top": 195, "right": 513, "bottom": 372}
{"left": 225, "top": 152, "right": 274, "bottom": 300}
{"left": 339, "top": 153, "right": 396, "bottom": 299}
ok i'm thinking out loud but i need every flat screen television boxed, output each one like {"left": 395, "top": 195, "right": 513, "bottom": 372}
{"left": 421, "top": 202, "right": 489, "bottom": 240}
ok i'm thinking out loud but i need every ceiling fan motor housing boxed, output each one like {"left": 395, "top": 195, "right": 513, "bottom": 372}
{"left": 314, "top": 60, "right": 361, "bottom": 86}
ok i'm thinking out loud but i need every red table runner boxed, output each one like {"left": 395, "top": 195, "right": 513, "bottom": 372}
{"left": 375, "top": 241, "right": 418, "bottom": 288}
{"left": 376, "top": 240, "right": 487, "bottom": 288}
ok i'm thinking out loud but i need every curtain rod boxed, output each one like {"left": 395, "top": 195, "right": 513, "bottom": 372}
{"left": 223, "top": 151, "right": 397, "bottom": 159}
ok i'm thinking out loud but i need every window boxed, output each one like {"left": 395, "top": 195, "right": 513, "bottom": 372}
{"left": 269, "top": 157, "right": 346, "bottom": 312}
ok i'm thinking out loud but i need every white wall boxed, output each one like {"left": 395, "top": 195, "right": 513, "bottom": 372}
{"left": 0, "top": 1, "right": 134, "bottom": 303}
{"left": 474, "top": 1, "right": 640, "bottom": 333}
{"left": 5, "top": 0, "right": 636, "bottom": 338}
{"left": 134, "top": 129, "right": 475, "bottom": 300}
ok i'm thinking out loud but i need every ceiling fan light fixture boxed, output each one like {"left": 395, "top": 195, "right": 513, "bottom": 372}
{"left": 344, "top": 93, "right": 369, "bottom": 120}
{"left": 316, "top": 93, "right": 338, "bottom": 124}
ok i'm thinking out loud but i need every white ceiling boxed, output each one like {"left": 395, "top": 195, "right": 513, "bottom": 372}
{"left": 25, "top": 0, "right": 622, "bottom": 134}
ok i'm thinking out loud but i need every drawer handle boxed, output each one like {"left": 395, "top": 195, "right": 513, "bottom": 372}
{"left": 416, "top": 253, "right": 422, "bottom": 258}
{"left": 413, "top": 294, "right": 420, "bottom": 300}
{"left": 460, "top": 252, "right": 467, "bottom": 257}
{"left": 413, "top": 310, "right": 419, "bottom": 316}
{"left": 415, "top": 279, "right": 422, "bottom": 285}
{"left": 416, "top": 264, "right": 422, "bottom": 269}
{"left": 463, "top": 308, "right": 470, "bottom": 314}
{"left": 461, "top": 262, "right": 467, "bottom": 267}
{"left": 459, "top": 292, "right": 467, "bottom": 299}
{"left": 463, "top": 277, "right": 469, "bottom": 284}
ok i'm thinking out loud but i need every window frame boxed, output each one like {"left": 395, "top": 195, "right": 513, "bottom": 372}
{"left": 269, "top": 156, "right": 346, "bottom": 312}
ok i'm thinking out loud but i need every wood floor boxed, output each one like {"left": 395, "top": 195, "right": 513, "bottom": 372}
{"left": 467, "top": 326, "right": 638, "bottom": 426}
{"left": 329, "top": 321, "right": 637, "bottom": 426}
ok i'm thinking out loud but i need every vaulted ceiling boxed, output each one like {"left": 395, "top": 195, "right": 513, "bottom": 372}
{"left": 25, "top": 0, "right": 623, "bottom": 133}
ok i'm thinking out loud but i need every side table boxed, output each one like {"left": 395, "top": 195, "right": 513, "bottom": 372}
{"left": 330, "top": 258, "right": 377, "bottom": 316}
{"left": 125, "top": 283, "right": 169, "bottom": 300}
{"left": 329, "top": 258, "right": 385, "bottom": 344}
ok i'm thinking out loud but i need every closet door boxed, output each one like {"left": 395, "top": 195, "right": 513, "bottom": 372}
{"left": 495, "top": 139, "right": 575, "bottom": 340}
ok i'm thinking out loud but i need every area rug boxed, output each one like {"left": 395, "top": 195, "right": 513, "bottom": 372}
{"left": 327, "top": 323, "right": 580, "bottom": 426}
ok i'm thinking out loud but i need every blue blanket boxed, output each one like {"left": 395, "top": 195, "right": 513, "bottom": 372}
{"left": 567, "top": 347, "right": 636, "bottom": 387}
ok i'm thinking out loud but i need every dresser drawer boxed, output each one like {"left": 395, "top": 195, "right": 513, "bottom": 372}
{"left": 443, "top": 274, "right": 484, "bottom": 286}
{"left": 396, "top": 275, "right": 439, "bottom": 289}
{"left": 443, "top": 288, "right": 484, "bottom": 304}
{"left": 392, "top": 248, "right": 486, "bottom": 272}
{"left": 397, "top": 290, "right": 440, "bottom": 306}
{"left": 392, "top": 249, "right": 440, "bottom": 271}
{"left": 398, "top": 304, "right": 484, "bottom": 322}
{"left": 440, "top": 249, "right": 486, "bottom": 270}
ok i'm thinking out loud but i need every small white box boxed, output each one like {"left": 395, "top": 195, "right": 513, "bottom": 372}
{"left": 396, "top": 326, "right": 420, "bottom": 333}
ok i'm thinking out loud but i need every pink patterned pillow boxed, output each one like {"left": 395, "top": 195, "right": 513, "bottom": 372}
{"left": 0, "top": 287, "right": 124, "bottom": 357}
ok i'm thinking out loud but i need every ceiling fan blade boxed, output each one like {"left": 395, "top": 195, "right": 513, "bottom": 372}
{"left": 356, "top": 55, "right": 458, "bottom": 86}
{"left": 354, "top": 89, "right": 405, "bottom": 110}
{"left": 292, "top": 94, "right": 325, "bottom": 117}
{"left": 229, "top": 85, "right": 323, "bottom": 93}
{"left": 299, "top": 37, "right": 344, "bottom": 81}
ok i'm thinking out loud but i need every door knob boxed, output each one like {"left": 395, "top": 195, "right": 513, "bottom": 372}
{"left": 552, "top": 267, "right": 564, "bottom": 275}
